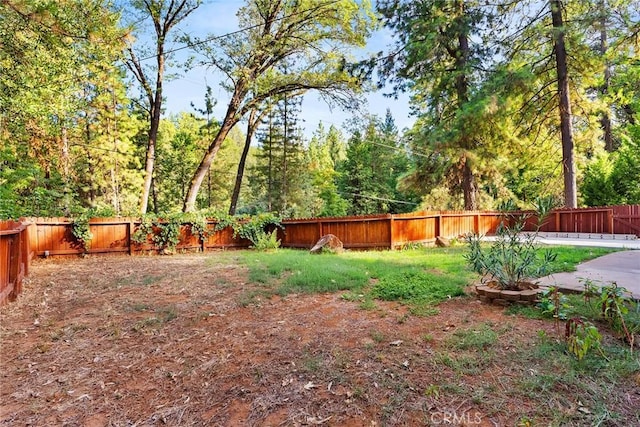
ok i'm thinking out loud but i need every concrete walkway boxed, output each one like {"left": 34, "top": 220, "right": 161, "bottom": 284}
{"left": 537, "top": 250, "right": 640, "bottom": 299}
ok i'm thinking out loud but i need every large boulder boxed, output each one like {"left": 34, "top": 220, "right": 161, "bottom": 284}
{"left": 310, "top": 234, "right": 344, "bottom": 254}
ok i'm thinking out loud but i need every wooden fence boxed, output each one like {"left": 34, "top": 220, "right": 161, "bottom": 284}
{"left": 17, "top": 205, "right": 640, "bottom": 258}
{"left": 0, "top": 221, "right": 32, "bottom": 306}
{"left": 19, "top": 211, "right": 505, "bottom": 257}
{"left": 1, "top": 205, "right": 638, "bottom": 304}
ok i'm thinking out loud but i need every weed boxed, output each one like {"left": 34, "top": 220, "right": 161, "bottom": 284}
{"left": 142, "top": 275, "right": 159, "bottom": 286}
{"left": 423, "top": 384, "right": 440, "bottom": 398}
{"left": 359, "top": 297, "right": 377, "bottom": 311}
{"left": 565, "top": 318, "right": 603, "bottom": 361}
{"left": 446, "top": 323, "right": 498, "bottom": 351}
{"left": 537, "top": 287, "right": 572, "bottom": 333}
{"left": 598, "top": 282, "right": 637, "bottom": 350}
{"left": 408, "top": 303, "right": 440, "bottom": 317}
{"left": 396, "top": 312, "right": 410, "bottom": 324}
{"left": 132, "top": 317, "right": 160, "bottom": 332}
{"left": 237, "top": 290, "right": 266, "bottom": 307}
{"left": 340, "top": 291, "right": 364, "bottom": 302}
{"left": 370, "top": 330, "right": 385, "bottom": 343}
{"left": 300, "top": 352, "right": 323, "bottom": 374}
{"left": 129, "top": 303, "right": 150, "bottom": 312}
{"left": 159, "top": 306, "right": 178, "bottom": 322}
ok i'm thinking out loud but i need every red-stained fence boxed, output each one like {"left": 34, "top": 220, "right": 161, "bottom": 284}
{"left": 0, "top": 220, "right": 32, "bottom": 306}
{"left": 16, "top": 205, "right": 640, "bottom": 258}
{"left": 1, "top": 205, "right": 637, "bottom": 305}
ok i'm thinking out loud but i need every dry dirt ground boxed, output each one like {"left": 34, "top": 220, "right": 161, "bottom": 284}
{"left": 1, "top": 253, "right": 638, "bottom": 426}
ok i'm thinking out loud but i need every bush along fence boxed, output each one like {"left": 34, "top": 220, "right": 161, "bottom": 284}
{"left": 0, "top": 221, "right": 32, "bottom": 306}
{"left": 11, "top": 204, "right": 639, "bottom": 259}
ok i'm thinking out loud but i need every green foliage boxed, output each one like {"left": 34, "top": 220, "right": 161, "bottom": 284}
{"left": 337, "top": 111, "right": 419, "bottom": 214}
{"left": 582, "top": 136, "right": 640, "bottom": 207}
{"left": 251, "top": 229, "right": 281, "bottom": 251}
{"left": 598, "top": 282, "right": 638, "bottom": 349}
{"left": 565, "top": 318, "right": 603, "bottom": 361}
{"left": 213, "top": 213, "right": 283, "bottom": 250}
{"left": 533, "top": 279, "right": 638, "bottom": 353}
{"left": 581, "top": 153, "right": 618, "bottom": 206}
{"left": 235, "top": 248, "right": 475, "bottom": 303}
{"left": 131, "top": 214, "right": 181, "bottom": 252}
{"left": 70, "top": 214, "right": 93, "bottom": 252}
{"left": 465, "top": 200, "right": 557, "bottom": 290}
{"left": 181, "top": 211, "right": 213, "bottom": 244}
{"left": 537, "top": 287, "right": 572, "bottom": 321}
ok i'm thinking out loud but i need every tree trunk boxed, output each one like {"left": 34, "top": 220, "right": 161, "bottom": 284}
{"left": 455, "top": 0, "right": 477, "bottom": 211}
{"left": 139, "top": 48, "right": 164, "bottom": 215}
{"left": 184, "top": 91, "right": 243, "bottom": 212}
{"left": 229, "top": 109, "right": 260, "bottom": 216}
{"left": 599, "top": 0, "right": 614, "bottom": 152}
{"left": 462, "top": 157, "right": 477, "bottom": 211}
{"left": 551, "top": 0, "right": 577, "bottom": 208}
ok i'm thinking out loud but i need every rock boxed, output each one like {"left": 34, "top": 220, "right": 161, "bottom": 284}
{"left": 520, "top": 289, "right": 541, "bottom": 302}
{"left": 500, "top": 290, "right": 521, "bottom": 301}
{"left": 435, "top": 236, "right": 450, "bottom": 247}
{"left": 475, "top": 285, "right": 491, "bottom": 296}
{"left": 310, "top": 234, "right": 343, "bottom": 254}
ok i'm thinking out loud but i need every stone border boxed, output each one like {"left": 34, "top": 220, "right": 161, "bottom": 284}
{"left": 475, "top": 285, "right": 541, "bottom": 306}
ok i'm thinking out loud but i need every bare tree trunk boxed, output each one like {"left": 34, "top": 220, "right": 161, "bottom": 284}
{"left": 599, "top": 0, "right": 614, "bottom": 152}
{"left": 455, "top": 0, "right": 476, "bottom": 211}
{"left": 184, "top": 93, "right": 243, "bottom": 212}
{"left": 139, "top": 52, "right": 163, "bottom": 215}
{"left": 229, "top": 109, "right": 261, "bottom": 216}
{"left": 551, "top": 0, "right": 577, "bottom": 208}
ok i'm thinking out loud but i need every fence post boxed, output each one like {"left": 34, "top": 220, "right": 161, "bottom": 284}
{"left": 435, "top": 215, "right": 441, "bottom": 237}
{"left": 554, "top": 211, "right": 560, "bottom": 232}
{"left": 607, "top": 209, "right": 614, "bottom": 234}
{"left": 128, "top": 220, "right": 133, "bottom": 256}
{"left": 389, "top": 215, "right": 395, "bottom": 249}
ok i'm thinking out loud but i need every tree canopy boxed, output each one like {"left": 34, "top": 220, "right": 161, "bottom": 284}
{"left": 2, "top": 0, "right": 639, "bottom": 220}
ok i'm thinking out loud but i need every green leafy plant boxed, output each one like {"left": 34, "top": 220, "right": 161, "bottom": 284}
{"left": 71, "top": 214, "right": 93, "bottom": 252}
{"left": 213, "top": 213, "right": 283, "bottom": 250}
{"left": 465, "top": 196, "right": 557, "bottom": 290}
{"left": 599, "top": 282, "right": 637, "bottom": 351}
{"left": 537, "top": 287, "right": 572, "bottom": 323}
{"left": 131, "top": 214, "right": 181, "bottom": 253}
{"left": 251, "top": 229, "right": 281, "bottom": 250}
{"left": 565, "top": 318, "right": 603, "bottom": 361}
{"left": 131, "top": 216, "right": 154, "bottom": 245}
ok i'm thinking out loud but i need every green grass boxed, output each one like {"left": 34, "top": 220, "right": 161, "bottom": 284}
{"left": 229, "top": 246, "right": 620, "bottom": 309}
{"left": 445, "top": 323, "right": 499, "bottom": 350}
{"left": 235, "top": 247, "right": 477, "bottom": 307}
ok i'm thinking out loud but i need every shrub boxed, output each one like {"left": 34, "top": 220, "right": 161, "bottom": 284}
{"left": 465, "top": 196, "right": 557, "bottom": 290}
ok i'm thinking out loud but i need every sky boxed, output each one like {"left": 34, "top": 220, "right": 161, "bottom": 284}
{"left": 158, "top": 0, "right": 414, "bottom": 139}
